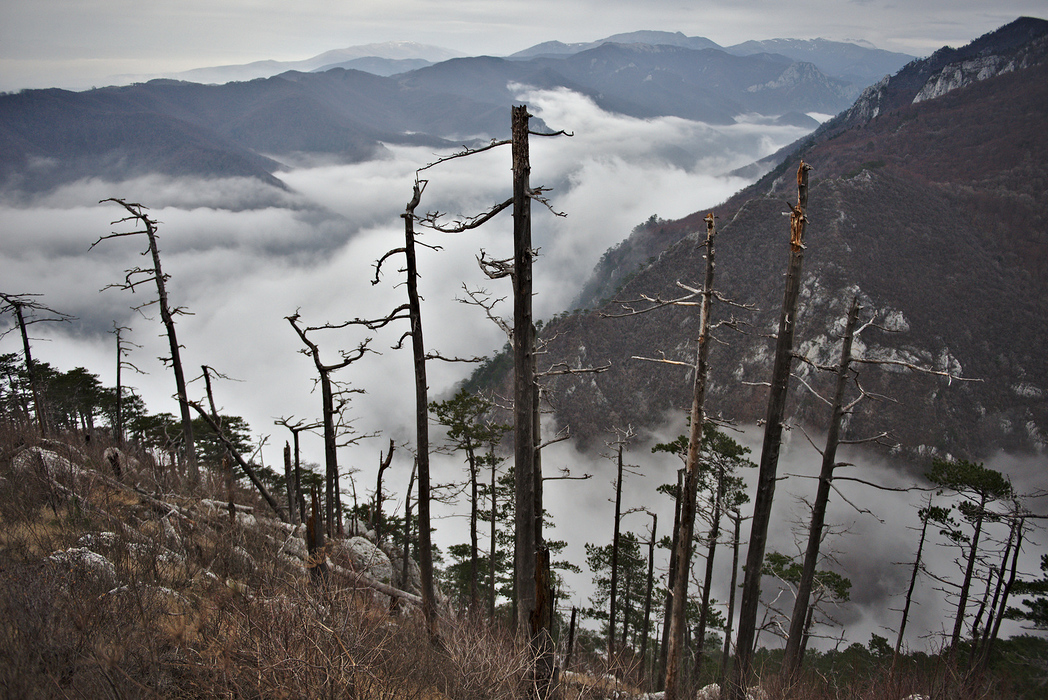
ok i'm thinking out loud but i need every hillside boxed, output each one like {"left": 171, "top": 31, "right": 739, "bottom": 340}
{"left": 526, "top": 18, "right": 1048, "bottom": 459}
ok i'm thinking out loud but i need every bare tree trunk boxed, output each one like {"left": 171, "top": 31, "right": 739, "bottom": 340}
{"left": 640, "top": 512, "right": 657, "bottom": 686}
{"left": 284, "top": 441, "right": 297, "bottom": 524}
{"left": 695, "top": 459, "right": 727, "bottom": 677}
{"left": 512, "top": 104, "right": 538, "bottom": 633}
{"left": 294, "top": 429, "right": 305, "bottom": 524}
{"left": 374, "top": 439, "right": 394, "bottom": 544}
{"left": 658, "top": 468, "right": 684, "bottom": 691}
{"left": 731, "top": 161, "right": 811, "bottom": 700}
{"left": 402, "top": 458, "right": 417, "bottom": 591}
{"left": 664, "top": 213, "right": 717, "bottom": 700}
{"left": 782, "top": 296, "right": 860, "bottom": 675}
{"left": 467, "top": 441, "right": 480, "bottom": 613}
{"left": 319, "top": 373, "right": 339, "bottom": 538}
{"left": 307, "top": 484, "right": 327, "bottom": 582}
{"left": 610, "top": 444, "right": 624, "bottom": 658}
{"left": 139, "top": 220, "right": 196, "bottom": 481}
{"left": 114, "top": 326, "right": 124, "bottom": 443}
{"left": 895, "top": 496, "right": 935, "bottom": 662}
{"left": 951, "top": 494, "right": 988, "bottom": 651}
{"left": 720, "top": 508, "right": 743, "bottom": 686}
{"left": 564, "top": 606, "right": 578, "bottom": 671}
{"left": 402, "top": 184, "right": 438, "bottom": 633}
{"left": 490, "top": 442, "right": 499, "bottom": 620}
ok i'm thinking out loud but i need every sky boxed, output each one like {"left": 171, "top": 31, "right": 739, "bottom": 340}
{"left": 1, "top": 0, "right": 1046, "bottom": 91}
{"left": 2, "top": 0, "right": 1047, "bottom": 651}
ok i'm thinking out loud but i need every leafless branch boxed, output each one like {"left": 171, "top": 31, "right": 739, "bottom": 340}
{"left": 418, "top": 197, "right": 513, "bottom": 233}
{"left": 631, "top": 353, "right": 692, "bottom": 368}
{"left": 529, "top": 186, "right": 566, "bottom": 218}
{"left": 416, "top": 138, "right": 511, "bottom": 172}
{"left": 477, "top": 250, "right": 514, "bottom": 280}
{"left": 424, "top": 351, "right": 486, "bottom": 363}
{"left": 830, "top": 482, "right": 884, "bottom": 522}
{"left": 537, "top": 361, "right": 612, "bottom": 377}
{"left": 850, "top": 356, "right": 981, "bottom": 386}
{"left": 457, "top": 285, "right": 513, "bottom": 338}
{"left": 792, "top": 372, "right": 833, "bottom": 406}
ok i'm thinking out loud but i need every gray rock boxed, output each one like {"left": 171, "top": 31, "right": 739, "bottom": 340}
{"left": 339, "top": 536, "right": 393, "bottom": 584}
{"left": 46, "top": 547, "right": 118, "bottom": 589}
{"left": 12, "top": 447, "right": 84, "bottom": 482}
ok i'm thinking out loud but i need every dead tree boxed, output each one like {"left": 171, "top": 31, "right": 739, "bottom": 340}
{"left": 778, "top": 288, "right": 976, "bottom": 675}
{"left": 894, "top": 495, "right": 953, "bottom": 662}
{"left": 110, "top": 323, "right": 143, "bottom": 444}
{"left": 402, "top": 456, "right": 417, "bottom": 591}
{"left": 188, "top": 367, "right": 286, "bottom": 521}
{"left": 0, "top": 292, "right": 76, "bottom": 436}
{"left": 719, "top": 506, "right": 747, "bottom": 686}
{"left": 730, "top": 162, "right": 812, "bottom": 700}
{"left": 605, "top": 213, "right": 724, "bottom": 700}
{"left": 95, "top": 199, "right": 198, "bottom": 480}
{"left": 657, "top": 468, "right": 684, "bottom": 690}
{"left": 276, "top": 416, "right": 323, "bottom": 525}
{"left": 639, "top": 510, "right": 658, "bottom": 686}
{"left": 343, "top": 180, "right": 452, "bottom": 633}
{"left": 604, "top": 427, "right": 640, "bottom": 660}
{"left": 286, "top": 313, "right": 372, "bottom": 538}
{"left": 373, "top": 438, "right": 395, "bottom": 544}
{"left": 780, "top": 297, "right": 860, "bottom": 674}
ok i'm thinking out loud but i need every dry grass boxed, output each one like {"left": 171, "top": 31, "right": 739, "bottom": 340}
{"left": 2, "top": 427, "right": 1039, "bottom": 699}
{"left": 0, "top": 428, "right": 554, "bottom": 699}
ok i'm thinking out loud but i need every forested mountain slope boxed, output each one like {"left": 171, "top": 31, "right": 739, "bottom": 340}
{"left": 530, "top": 18, "right": 1048, "bottom": 459}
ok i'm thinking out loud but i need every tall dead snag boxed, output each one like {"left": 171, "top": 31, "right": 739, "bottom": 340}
{"left": 510, "top": 105, "right": 542, "bottom": 645}
{"left": 188, "top": 369, "right": 287, "bottom": 521}
{"left": 411, "top": 108, "right": 576, "bottom": 678}
{"left": 602, "top": 427, "right": 640, "bottom": 663}
{"left": 781, "top": 296, "right": 860, "bottom": 674}
{"left": 286, "top": 313, "right": 371, "bottom": 538}
{"left": 110, "top": 323, "right": 143, "bottom": 444}
{"left": 719, "top": 506, "right": 746, "bottom": 686}
{"left": 350, "top": 180, "right": 453, "bottom": 633}
{"left": 780, "top": 299, "right": 975, "bottom": 675}
{"left": 94, "top": 199, "right": 198, "bottom": 480}
{"left": 606, "top": 213, "right": 721, "bottom": 699}
{"left": 373, "top": 439, "right": 395, "bottom": 544}
{"left": 0, "top": 292, "right": 75, "bottom": 437}
{"left": 639, "top": 510, "right": 658, "bottom": 685}
{"left": 730, "top": 162, "right": 811, "bottom": 699}
{"left": 276, "top": 416, "right": 322, "bottom": 525}
{"left": 664, "top": 214, "right": 717, "bottom": 700}
{"left": 603, "top": 212, "right": 734, "bottom": 698}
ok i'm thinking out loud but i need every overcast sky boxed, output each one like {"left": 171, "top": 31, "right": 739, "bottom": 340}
{"left": 1, "top": 0, "right": 1046, "bottom": 91}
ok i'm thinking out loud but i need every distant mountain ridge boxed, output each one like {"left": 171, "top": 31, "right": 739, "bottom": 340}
{"left": 111, "top": 42, "right": 464, "bottom": 85}
{"left": 1, "top": 38, "right": 875, "bottom": 193}
{"left": 512, "top": 32, "right": 914, "bottom": 90}
{"left": 110, "top": 31, "right": 911, "bottom": 91}
{"left": 520, "top": 17, "right": 1048, "bottom": 458}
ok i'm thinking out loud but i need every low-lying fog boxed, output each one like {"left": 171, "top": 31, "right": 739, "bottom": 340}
{"left": 2, "top": 85, "right": 1044, "bottom": 650}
